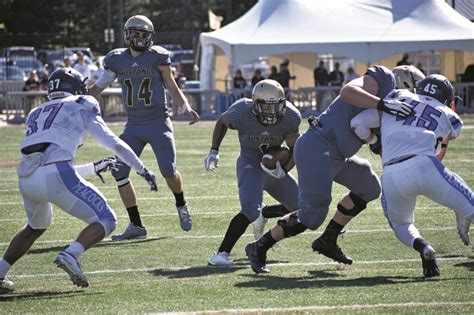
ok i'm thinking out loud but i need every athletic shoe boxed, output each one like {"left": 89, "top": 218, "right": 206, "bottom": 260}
{"left": 456, "top": 212, "right": 471, "bottom": 246}
{"left": 54, "top": 252, "right": 89, "bottom": 288}
{"left": 253, "top": 212, "right": 268, "bottom": 240}
{"left": 421, "top": 245, "right": 440, "bottom": 277}
{"left": 245, "top": 242, "right": 270, "bottom": 274}
{"left": 177, "top": 204, "right": 192, "bottom": 231}
{"left": 0, "top": 278, "right": 13, "bottom": 288}
{"left": 312, "top": 236, "right": 353, "bottom": 265}
{"left": 111, "top": 223, "right": 147, "bottom": 241}
{"left": 208, "top": 252, "right": 235, "bottom": 267}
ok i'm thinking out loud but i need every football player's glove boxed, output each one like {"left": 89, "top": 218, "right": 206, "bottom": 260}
{"left": 137, "top": 167, "right": 157, "bottom": 191}
{"left": 377, "top": 98, "right": 413, "bottom": 118}
{"left": 204, "top": 149, "right": 219, "bottom": 171}
{"left": 93, "top": 157, "right": 120, "bottom": 183}
{"left": 369, "top": 138, "right": 382, "bottom": 155}
{"left": 260, "top": 160, "right": 286, "bottom": 179}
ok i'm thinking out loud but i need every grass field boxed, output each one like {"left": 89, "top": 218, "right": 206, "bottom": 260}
{"left": 0, "top": 117, "right": 473, "bottom": 314}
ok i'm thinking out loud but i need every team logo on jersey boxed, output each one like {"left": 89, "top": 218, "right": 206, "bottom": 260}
{"left": 261, "top": 131, "right": 270, "bottom": 136}
{"left": 118, "top": 68, "right": 153, "bottom": 76}
{"left": 131, "top": 62, "right": 140, "bottom": 67}
{"left": 244, "top": 134, "right": 284, "bottom": 142}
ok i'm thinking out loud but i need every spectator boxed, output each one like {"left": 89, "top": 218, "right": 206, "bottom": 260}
{"left": 90, "top": 60, "right": 104, "bottom": 84}
{"left": 416, "top": 62, "right": 426, "bottom": 75}
{"left": 74, "top": 52, "right": 91, "bottom": 81}
{"left": 345, "top": 67, "right": 359, "bottom": 84}
{"left": 63, "top": 56, "right": 72, "bottom": 68}
{"left": 233, "top": 69, "right": 247, "bottom": 89}
{"left": 278, "top": 59, "right": 296, "bottom": 89}
{"left": 329, "top": 62, "right": 345, "bottom": 86}
{"left": 38, "top": 70, "right": 49, "bottom": 91}
{"left": 23, "top": 70, "right": 40, "bottom": 91}
{"left": 313, "top": 60, "right": 329, "bottom": 86}
{"left": 268, "top": 66, "right": 279, "bottom": 82}
{"left": 251, "top": 69, "right": 264, "bottom": 87}
{"left": 396, "top": 53, "right": 411, "bottom": 66}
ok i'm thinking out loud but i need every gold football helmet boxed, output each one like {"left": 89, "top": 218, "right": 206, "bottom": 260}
{"left": 392, "top": 65, "right": 425, "bottom": 92}
{"left": 252, "top": 79, "right": 286, "bottom": 125}
{"left": 124, "top": 15, "right": 154, "bottom": 51}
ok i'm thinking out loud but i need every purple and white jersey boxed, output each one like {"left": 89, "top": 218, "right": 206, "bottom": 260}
{"left": 21, "top": 95, "right": 144, "bottom": 172}
{"left": 317, "top": 65, "right": 395, "bottom": 158}
{"left": 227, "top": 98, "right": 301, "bottom": 163}
{"left": 381, "top": 89, "right": 462, "bottom": 166}
{"left": 102, "top": 45, "right": 171, "bottom": 122}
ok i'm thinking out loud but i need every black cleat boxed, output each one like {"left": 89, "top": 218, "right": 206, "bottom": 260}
{"left": 245, "top": 242, "right": 270, "bottom": 274}
{"left": 312, "top": 236, "right": 353, "bottom": 265}
{"left": 421, "top": 246, "right": 440, "bottom": 277}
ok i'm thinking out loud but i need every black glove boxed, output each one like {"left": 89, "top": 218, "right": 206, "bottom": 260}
{"left": 137, "top": 167, "right": 158, "bottom": 191}
{"left": 93, "top": 157, "right": 120, "bottom": 183}
{"left": 377, "top": 98, "right": 413, "bottom": 118}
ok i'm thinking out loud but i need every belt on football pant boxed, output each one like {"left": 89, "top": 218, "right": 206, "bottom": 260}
{"left": 384, "top": 154, "right": 416, "bottom": 167}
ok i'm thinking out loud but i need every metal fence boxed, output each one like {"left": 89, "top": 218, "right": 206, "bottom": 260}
{"left": 1, "top": 84, "right": 473, "bottom": 124}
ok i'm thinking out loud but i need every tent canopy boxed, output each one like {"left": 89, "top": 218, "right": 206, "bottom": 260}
{"left": 199, "top": 0, "right": 474, "bottom": 89}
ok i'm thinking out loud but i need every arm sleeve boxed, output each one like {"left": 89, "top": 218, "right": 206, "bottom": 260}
{"left": 75, "top": 163, "right": 96, "bottom": 178}
{"left": 350, "top": 109, "right": 380, "bottom": 140}
{"left": 95, "top": 69, "right": 117, "bottom": 89}
{"left": 81, "top": 110, "right": 145, "bottom": 173}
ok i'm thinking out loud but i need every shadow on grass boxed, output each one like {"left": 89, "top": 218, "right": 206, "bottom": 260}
{"left": 0, "top": 290, "right": 97, "bottom": 301}
{"left": 235, "top": 273, "right": 448, "bottom": 290}
{"left": 454, "top": 261, "right": 474, "bottom": 271}
{"left": 149, "top": 265, "right": 246, "bottom": 279}
{"left": 26, "top": 237, "right": 169, "bottom": 255}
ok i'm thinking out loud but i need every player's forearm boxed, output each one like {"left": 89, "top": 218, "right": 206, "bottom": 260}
{"left": 211, "top": 116, "right": 228, "bottom": 150}
{"left": 88, "top": 85, "right": 105, "bottom": 97}
{"left": 340, "top": 84, "right": 380, "bottom": 109}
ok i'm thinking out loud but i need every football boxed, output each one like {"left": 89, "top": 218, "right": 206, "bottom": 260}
{"left": 261, "top": 146, "right": 291, "bottom": 169}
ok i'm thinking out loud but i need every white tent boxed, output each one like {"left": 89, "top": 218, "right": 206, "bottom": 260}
{"left": 199, "top": 0, "right": 474, "bottom": 90}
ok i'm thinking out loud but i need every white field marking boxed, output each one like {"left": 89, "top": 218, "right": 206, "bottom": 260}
{"left": 0, "top": 227, "right": 457, "bottom": 246}
{"left": 9, "top": 256, "right": 468, "bottom": 279}
{"left": 158, "top": 301, "right": 474, "bottom": 314}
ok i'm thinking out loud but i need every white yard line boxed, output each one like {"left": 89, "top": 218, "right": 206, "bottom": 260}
{"left": 158, "top": 301, "right": 474, "bottom": 314}
{"left": 0, "top": 226, "right": 457, "bottom": 246}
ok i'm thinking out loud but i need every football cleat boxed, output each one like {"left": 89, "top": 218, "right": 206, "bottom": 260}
{"left": 421, "top": 246, "right": 440, "bottom": 277}
{"left": 312, "top": 236, "right": 353, "bottom": 265}
{"left": 455, "top": 212, "right": 471, "bottom": 246}
{"left": 54, "top": 252, "right": 89, "bottom": 288}
{"left": 0, "top": 278, "right": 13, "bottom": 288}
{"left": 111, "top": 223, "right": 147, "bottom": 241}
{"left": 245, "top": 242, "right": 270, "bottom": 274}
{"left": 208, "top": 252, "right": 235, "bottom": 267}
{"left": 253, "top": 212, "right": 268, "bottom": 240}
{"left": 177, "top": 204, "right": 192, "bottom": 231}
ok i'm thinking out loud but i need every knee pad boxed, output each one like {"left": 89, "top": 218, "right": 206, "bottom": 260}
{"left": 115, "top": 177, "right": 130, "bottom": 187}
{"left": 99, "top": 218, "right": 117, "bottom": 237}
{"left": 277, "top": 212, "right": 307, "bottom": 237}
{"left": 112, "top": 163, "right": 131, "bottom": 180}
{"left": 337, "top": 192, "right": 368, "bottom": 217}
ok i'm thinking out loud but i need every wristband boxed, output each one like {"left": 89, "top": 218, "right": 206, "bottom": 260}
{"left": 376, "top": 98, "right": 385, "bottom": 111}
{"left": 441, "top": 144, "right": 448, "bottom": 148}
{"left": 211, "top": 147, "right": 219, "bottom": 151}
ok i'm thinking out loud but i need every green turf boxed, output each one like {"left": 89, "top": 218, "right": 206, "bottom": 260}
{"left": 0, "top": 118, "right": 473, "bottom": 314}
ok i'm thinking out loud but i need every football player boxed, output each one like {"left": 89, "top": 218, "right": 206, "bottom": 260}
{"left": 89, "top": 15, "right": 199, "bottom": 240}
{"left": 0, "top": 68, "right": 157, "bottom": 288}
{"left": 205, "top": 79, "right": 301, "bottom": 267}
{"left": 351, "top": 74, "right": 472, "bottom": 277}
{"left": 246, "top": 65, "right": 414, "bottom": 273}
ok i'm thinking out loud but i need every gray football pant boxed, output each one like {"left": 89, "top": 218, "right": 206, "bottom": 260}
{"left": 294, "top": 130, "right": 381, "bottom": 230}
{"left": 112, "top": 116, "right": 177, "bottom": 179}
{"left": 236, "top": 155, "right": 299, "bottom": 222}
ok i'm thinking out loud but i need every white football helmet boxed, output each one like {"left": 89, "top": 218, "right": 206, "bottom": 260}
{"left": 392, "top": 65, "right": 425, "bottom": 92}
{"left": 124, "top": 15, "right": 154, "bottom": 51}
{"left": 252, "top": 79, "right": 286, "bottom": 125}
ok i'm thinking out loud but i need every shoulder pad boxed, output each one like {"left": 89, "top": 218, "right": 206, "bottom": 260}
{"left": 67, "top": 95, "right": 101, "bottom": 115}
{"left": 150, "top": 45, "right": 170, "bottom": 57}
{"left": 103, "top": 48, "right": 128, "bottom": 71}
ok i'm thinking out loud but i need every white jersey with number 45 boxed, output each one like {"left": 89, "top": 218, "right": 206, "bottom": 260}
{"left": 381, "top": 89, "right": 462, "bottom": 166}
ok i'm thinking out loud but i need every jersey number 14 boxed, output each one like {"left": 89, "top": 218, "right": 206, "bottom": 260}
{"left": 124, "top": 77, "right": 153, "bottom": 107}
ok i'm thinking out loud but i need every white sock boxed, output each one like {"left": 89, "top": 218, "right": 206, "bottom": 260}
{"left": 0, "top": 259, "right": 12, "bottom": 279}
{"left": 64, "top": 241, "right": 85, "bottom": 259}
